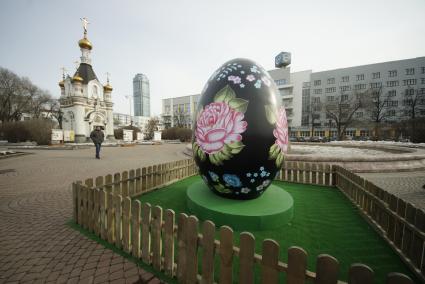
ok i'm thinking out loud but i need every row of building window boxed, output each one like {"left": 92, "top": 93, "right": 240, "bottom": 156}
{"left": 312, "top": 67, "right": 425, "bottom": 86}
{"left": 274, "top": 79, "right": 287, "bottom": 85}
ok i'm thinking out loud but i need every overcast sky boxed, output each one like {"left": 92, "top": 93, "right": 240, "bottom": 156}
{"left": 1, "top": 0, "right": 424, "bottom": 116}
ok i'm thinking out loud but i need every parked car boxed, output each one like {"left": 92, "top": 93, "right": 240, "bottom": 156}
{"left": 289, "top": 137, "right": 298, "bottom": 142}
{"left": 310, "top": 136, "right": 322, "bottom": 142}
{"left": 297, "top": 136, "right": 306, "bottom": 142}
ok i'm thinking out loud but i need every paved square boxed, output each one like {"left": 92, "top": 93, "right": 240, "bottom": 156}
{"left": 0, "top": 144, "right": 187, "bottom": 283}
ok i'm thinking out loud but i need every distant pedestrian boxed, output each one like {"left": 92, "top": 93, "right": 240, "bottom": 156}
{"left": 90, "top": 126, "right": 104, "bottom": 159}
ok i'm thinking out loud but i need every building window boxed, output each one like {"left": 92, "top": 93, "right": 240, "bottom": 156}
{"left": 342, "top": 76, "right": 349, "bottom": 82}
{"left": 274, "top": 79, "right": 287, "bottom": 85}
{"left": 403, "top": 99, "right": 413, "bottom": 106}
{"left": 314, "top": 80, "right": 321, "bottom": 86}
{"left": 370, "top": 82, "right": 382, "bottom": 89}
{"left": 356, "top": 74, "right": 365, "bottom": 81}
{"left": 340, "top": 85, "right": 351, "bottom": 92}
{"left": 387, "top": 109, "right": 396, "bottom": 117}
{"left": 421, "top": 78, "right": 425, "bottom": 84}
{"left": 327, "top": 96, "right": 334, "bottom": 101}
{"left": 388, "top": 70, "right": 397, "bottom": 77}
{"left": 354, "top": 84, "right": 366, "bottom": 90}
{"left": 387, "top": 80, "right": 399, "bottom": 87}
{"left": 421, "top": 67, "right": 425, "bottom": 74}
{"left": 302, "top": 82, "right": 310, "bottom": 88}
{"left": 345, "top": 130, "right": 355, "bottom": 136}
{"left": 355, "top": 112, "right": 363, "bottom": 118}
{"left": 419, "top": 88, "right": 425, "bottom": 95}
{"left": 312, "top": 97, "right": 321, "bottom": 103}
{"left": 372, "top": 72, "right": 380, "bottom": 79}
{"left": 387, "top": 90, "right": 397, "bottom": 97}
{"left": 384, "top": 100, "right": 398, "bottom": 107}
{"left": 405, "top": 89, "right": 415, "bottom": 96}
{"left": 325, "top": 87, "right": 336, "bottom": 93}
{"left": 405, "top": 68, "right": 415, "bottom": 75}
{"left": 403, "top": 79, "right": 417, "bottom": 86}
{"left": 341, "top": 94, "right": 348, "bottom": 101}
{"left": 313, "top": 89, "right": 322, "bottom": 94}
{"left": 327, "top": 78, "right": 335, "bottom": 84}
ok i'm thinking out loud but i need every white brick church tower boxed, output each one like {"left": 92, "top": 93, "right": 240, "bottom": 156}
{"left": 59, "top": 19, "right": 114, "bottom": 143}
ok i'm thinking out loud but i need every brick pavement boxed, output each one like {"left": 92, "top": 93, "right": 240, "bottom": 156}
{"left": 0, "top": 144, "right": 187, "bottom": 283}
{"left": 359, "top": 170, "right": 425, "bottom": 211}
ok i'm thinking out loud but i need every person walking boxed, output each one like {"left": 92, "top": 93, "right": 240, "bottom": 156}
{"left": 90, "top": 126, "right": 104, "bottom": 159}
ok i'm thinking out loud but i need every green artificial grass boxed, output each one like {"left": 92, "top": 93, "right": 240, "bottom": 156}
{"left": 135, "top": 175, "right": 418, "bottom": 283}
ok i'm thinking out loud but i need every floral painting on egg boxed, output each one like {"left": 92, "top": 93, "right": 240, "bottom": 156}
{"left": 192, "top": 58, "right": 289, "bottom": 200}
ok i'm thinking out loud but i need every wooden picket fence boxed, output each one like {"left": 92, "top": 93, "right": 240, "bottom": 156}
{"left": 278, "top": 161, "right": 334, "bottom": 186}
{"left": 335, "top": 165, "right": 425, "bottom": 283}
{"left": 70, "top": 159, "right": 418, "bottom": 283}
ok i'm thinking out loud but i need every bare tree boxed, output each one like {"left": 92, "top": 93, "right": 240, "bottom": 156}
{"left": 144, "top": 117, "right": 159, "bottom": 140}
{"left": 363, "top": 86, "right": 392, "bottom": 139}
{"left": 173, "top": 107, "right": 188, "bottom": 128}
{"left": 325, "top": 91, "right": 365, "bottom": 140}
{"left": 400, "top": 86, "right": 425, "bottom": 142}
{"left": 44, "top": 98, "right": 63, "bottom": 128}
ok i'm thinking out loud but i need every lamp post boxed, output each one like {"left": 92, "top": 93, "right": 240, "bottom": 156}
{"left": 124, "top": 95, "right": 133, "bottom": 126}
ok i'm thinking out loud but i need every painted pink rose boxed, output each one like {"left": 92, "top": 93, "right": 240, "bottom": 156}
{"left": 273, "top": 106, "right": 289, "bottom": 153}
{"left": 196, "top": 102, "right": 247, "bottom": 154}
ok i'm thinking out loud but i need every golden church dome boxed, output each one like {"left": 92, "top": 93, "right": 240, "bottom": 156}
{"left": 72, "top": 74, "right": 83, "bottom": 83}
{"left": 78, "top": 37, "right": 92, "bottom": 50}
{"left": 59, "top": 80, "right": 65, "bottom": 88}
{"left": 103, "top": 83, "right": 113, "bottom": 92}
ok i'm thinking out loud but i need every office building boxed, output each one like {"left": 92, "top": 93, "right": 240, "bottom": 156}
{"left": 133, "top": 74, "right": 150, "bottom": 117}
{"left": 161, "top": 94, "right": 200, "bottom": 129}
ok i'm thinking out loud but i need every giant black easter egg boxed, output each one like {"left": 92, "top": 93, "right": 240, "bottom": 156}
{"left": 192, "top": 58, "right": 289, "bottom": 200}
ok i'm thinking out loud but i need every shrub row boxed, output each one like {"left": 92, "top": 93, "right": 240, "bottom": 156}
{"left": 0, "top": 119, "right": 56, "bottom": 145}
{"left": 161, "top": 127, "right": 192, "bottom": 142}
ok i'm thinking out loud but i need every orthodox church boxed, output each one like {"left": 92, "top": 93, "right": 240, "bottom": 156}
{"left": 59, "top": 21, "right": 114, "bottom": 143}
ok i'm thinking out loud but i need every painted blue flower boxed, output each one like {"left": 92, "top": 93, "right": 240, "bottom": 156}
{"left": 223, "top": 174, "right": 242, "bottom": 187}
{"left": 253, "top": 173, "right": 258, "bottom": 177}
{"left": 237, "top": 65, "right": 242, "bottom": 68}
{"left": 254, "top": 80, "right": 262, "bottom": 89}
{"left": 246, "top": 173, "right": 251, "bottom": 177}
{"left": 240, "top": 70, "right": 245, "bottom": 74}
{"left": 260, "top": 172, "right": 266, "bottom": 177}
{"left": 209, "top": 171, "right": 219, "bottom": 182}
{"left": 250, "top": 66, "right": 260, "bottom": 73}
{"left": 250, "top": 178, "right": 255, "bottom": 183}
{"left": 267, "top": 172, "right": 271, "bottom": 177}
{"left": 260, "top": 166, "right": 264, "bottom": 171}
{"left": 202, "top": 175, "right": 209, "bottom": 184}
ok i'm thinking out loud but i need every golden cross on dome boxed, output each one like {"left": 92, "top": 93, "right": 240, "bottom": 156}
{"left": 60, "top": 67, "right": 67, "bottom": 79}
{"left": 80, "top": 17, "right": 89, "bottom": 34}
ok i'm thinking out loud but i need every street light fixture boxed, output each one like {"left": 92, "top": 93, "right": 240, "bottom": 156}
{"left": 124, "top": 95, "right": 133, "bottom": 126}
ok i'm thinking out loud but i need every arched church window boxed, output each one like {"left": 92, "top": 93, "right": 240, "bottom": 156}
{"left": 93, "top": 85, "right": 98, "bottom": 97}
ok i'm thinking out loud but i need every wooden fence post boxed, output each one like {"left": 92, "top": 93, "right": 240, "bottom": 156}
{"left": 348, "top": 263, "right": 374, "bottom": 284}
{"left": 164, "top": 209, "right": 175, "bottom": 277}
{"left": 131, "top": 200, "right": 141, "bottom": 258}
{"left": 72, "top": 182, "right": 78, "bottom": 223}
{"left": 105, "top": 174, "right": 113, "bottom": 193}
{"left": 114, "top": 173, "right": 121, "bottom": 195}
{"left": 315, "top": 254, "right": 339, "bottom": 284}
{"left": 114, "top": 194, "right": 122, "bottom": 248}
{"left": 107, "top": 192, "right": 115, "bottom": 244}
{"left": 141, "top": 203, "right": 152, "bottom": 264}
{"left": 129, "top": 169, "right": 135, "bottom": 196}
{"left": 152, "top": 206, "right": 163, "bottom": 271}
{"left": 177, "top": 213, "right": 188, "bottom": 283}
{"left": 386, "top": 272, "right": 413, "bottom": 284}
{"left": 136, "top": 168, "right": 141, "bottom": 194}
{"left": 142, "top": 167, "right": 147, "bottom": 193}
{"left": 219, "top": 226, "right": 234, "bottom": 284}
{"left": 239, "top": 232, "right": 255, "bottom": 284}
{"left": 287, "top": 246, "right": 307, "bottom": 284}
{"left": 261, "top": 239, "right": 280, "bottom": 284}
{"left": 201, "top": 220, "right": 216, "bottom": 284}
{"left": 122, "top": 197, "right": 131, "bottom": 253}
{"left": 185, "top": 216, "right": 199, "bottom": 284}
{"left": 122, "top": 171, "right": 129, "bottom": 197}
{"left": 100, "top": 189, "right": 107, "bottom": 240}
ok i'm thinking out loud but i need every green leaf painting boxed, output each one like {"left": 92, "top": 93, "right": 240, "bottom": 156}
{"left": 268, "top": 143, "right": 285, "bottom": 168}
{"left": 264, "top": 104, "right": 277, "bottom": 124}
{"left": 214, "top": 85, "right": 236, "bottom": 104}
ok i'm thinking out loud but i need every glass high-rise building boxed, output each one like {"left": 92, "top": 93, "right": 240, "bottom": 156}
{"left": 133, "top": 73, "right": 150, "bottom": 117}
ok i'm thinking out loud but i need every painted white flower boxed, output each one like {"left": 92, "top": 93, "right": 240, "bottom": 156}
{"left": 241, "top": 187, "right": 251, "bottom": 194}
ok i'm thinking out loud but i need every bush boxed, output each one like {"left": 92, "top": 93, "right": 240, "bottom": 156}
{"left": 114, "top": 125, "right": 142, "bottom": 140}
{"left": 0, "top": 119, "right": 55, "bottom": 145}
{"left": 162, "top": 127, "right": 192, "bottom": 142}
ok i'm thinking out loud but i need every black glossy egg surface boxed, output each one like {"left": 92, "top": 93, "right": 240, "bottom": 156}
{"left": 192, "top": 58, "right": 289, "bottom": 200}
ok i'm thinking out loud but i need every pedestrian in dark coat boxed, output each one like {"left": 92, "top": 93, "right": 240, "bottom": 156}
{"left": 90, "top": 126, "right": 104, "bottom": 159}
